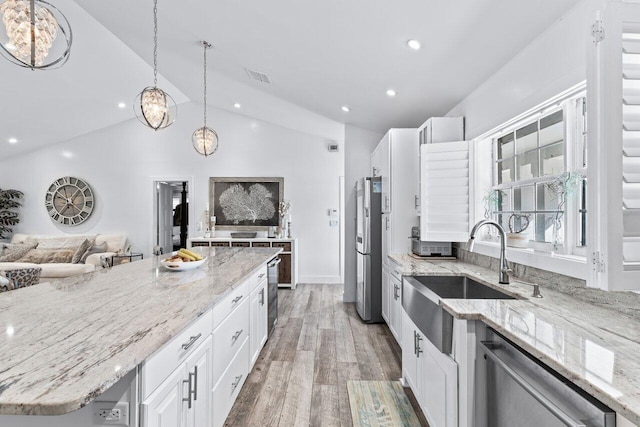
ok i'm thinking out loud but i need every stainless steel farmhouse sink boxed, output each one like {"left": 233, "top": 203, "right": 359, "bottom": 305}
{"left": 403, "top": 276, "right": 515, "bottom": 354}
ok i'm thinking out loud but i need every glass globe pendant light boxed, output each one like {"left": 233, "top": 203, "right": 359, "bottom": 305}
{"left": 192, "top": 40, "right": 219, "bottom": 156}
{"left": 134, "top": 0, "right": 176, "bottom": 131}
{"left": 0, "top": 0, "right": 72, "bottom": 70}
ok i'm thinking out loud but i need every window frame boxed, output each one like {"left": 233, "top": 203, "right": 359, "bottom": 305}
{"left": 470, "top": 83, "right": 588, "bottom": 279}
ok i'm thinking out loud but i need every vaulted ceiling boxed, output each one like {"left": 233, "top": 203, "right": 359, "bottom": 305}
{"left": 0, "top": 0, "right": 581, "bottom": 158}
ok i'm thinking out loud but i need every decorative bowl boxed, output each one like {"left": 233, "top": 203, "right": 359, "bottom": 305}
{"left": 160, "top": 254, "right": 207, "bottom": 271}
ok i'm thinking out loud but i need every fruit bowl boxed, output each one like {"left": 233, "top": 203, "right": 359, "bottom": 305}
{"left": 160, "top": 252, "right": 207, "bottom": 271}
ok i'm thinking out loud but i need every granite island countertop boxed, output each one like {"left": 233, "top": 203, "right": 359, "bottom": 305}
{"left": 0, "top": 247, "right": 280, "bottom": 416}
{"left": 390, "top": 253, "right": 640, "bottom": 424}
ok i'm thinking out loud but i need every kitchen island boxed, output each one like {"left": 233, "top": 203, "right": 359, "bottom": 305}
{"left": 0, "top": 247, "right": 279, "bottom": 424}
{"left": 390, "top": 253, "right": 640, "bottom": 426}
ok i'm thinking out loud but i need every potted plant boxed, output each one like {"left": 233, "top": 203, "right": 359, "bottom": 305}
{"left": 0, "top": 188, "right": 24, "bottom": 240}
{"left": 544, "top": 171, "right": 584, "bottom": 250}
{"left": 506, "top": 213, "right": 531, "bottom": 248}
{"left": 482, "top": 189, "right": 506, "bottom": 219}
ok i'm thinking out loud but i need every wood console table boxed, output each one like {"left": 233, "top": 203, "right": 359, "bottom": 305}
{"left": 188, "top": 237, "right": 298, "bottom": 289}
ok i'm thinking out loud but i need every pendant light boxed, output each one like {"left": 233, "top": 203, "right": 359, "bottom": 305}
{"left": 134, "top": 0, "right": 176, "bottom": 131}
{"left": 0, "top": 0, "right": 72, "bottom": 70}
{"left": 192, "top": 40, "right": 219, "bottom": 156}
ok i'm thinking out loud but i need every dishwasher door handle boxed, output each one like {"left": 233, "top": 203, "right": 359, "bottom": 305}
{"left": 268, "top": 258, "right": 282, "bottom": 268}
{"left": 480, "top": 341, "right": 587, "bottom": 427}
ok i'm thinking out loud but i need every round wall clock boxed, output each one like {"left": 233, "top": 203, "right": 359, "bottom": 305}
{"left": 45, "top": 177, "right": 95, "bottom": 226}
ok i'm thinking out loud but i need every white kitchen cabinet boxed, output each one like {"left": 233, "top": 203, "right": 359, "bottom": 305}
{"left": 420, "top": 141, "right": 470, "bottom": 242}
{"left": 185, "top": 336, "right": 212, "bottom": 427}
{"left": 418, "top": 116, "right": 464, "bottom": 145}
{"left": 371, "top": 129, "right": 419, "bottom": 268}
{"left": 388, "top": 270, "right": 402, "bottom": 345}
{"left": 142, "top": 365, "right": 185, "bottom": 427}
{"left": 381, "top": 267, "right": 390, "bottom": 323}
{"left": 249, "top": 278, "right": 268, "bottom": 368}
{"left": 142, "top": 336, "right": 212, "bottom": 427}
{"left": 212, "top": 338, "right": 250, "bottom": 427}
{"left": 402, "top": 308, "right": 458, "bottom": 427}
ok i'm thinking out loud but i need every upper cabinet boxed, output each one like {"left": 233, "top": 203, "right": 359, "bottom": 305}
{"left": 419, "top": 117, "right": 464, "bottom": 145}
{"left": 418, "top": 117, "right": 469, "bottom": 243}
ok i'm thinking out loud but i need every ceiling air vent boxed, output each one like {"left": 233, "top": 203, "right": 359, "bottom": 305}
{"left": 245, "top": 68, "right": 271, "bottom": 84}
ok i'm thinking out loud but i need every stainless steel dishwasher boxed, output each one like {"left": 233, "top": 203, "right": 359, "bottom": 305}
{"left": 267, "top": 256, "right": 281, "bottom": 337}
{"left": 478, "top": 328, "right": 615, "bottom": 427}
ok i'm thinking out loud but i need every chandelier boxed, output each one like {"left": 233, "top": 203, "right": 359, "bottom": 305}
{"left": 134, "top": 0, "right": 176, "bottom": 131}
{"left": 192, "top": 40, "right": 219, "bottom": 156}
{"left": 0, "top": 0, "right": 72, "bottom": 70}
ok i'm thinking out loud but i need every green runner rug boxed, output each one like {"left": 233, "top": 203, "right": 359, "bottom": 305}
{"left": 347, "top": 380, "right": 423, "bottom": 427}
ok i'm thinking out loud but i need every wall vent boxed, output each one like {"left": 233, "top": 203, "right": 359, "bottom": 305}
{"left": 245, "top": 68, "right": 271, "bottom": 84}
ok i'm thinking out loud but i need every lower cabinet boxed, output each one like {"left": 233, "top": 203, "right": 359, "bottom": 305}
{"left": 142, "top": 336, "right": 212, "bottom": 427}
{"left": 141, "top": 264, "right": 269, "bottom": 427}
{"left": 212, "top": 338, "right": 249, "bottom": 427}
{"left": 381, "top": 267, "right": 390, "bottom": 323}
{"left": 402, "top": 309, "right": 458, "bottom": 427}
{"left": 388, "top": 272, "right": 402, "bottom": 344}
{"left": 249, "top": 279, "right": 268, "bottom": 367}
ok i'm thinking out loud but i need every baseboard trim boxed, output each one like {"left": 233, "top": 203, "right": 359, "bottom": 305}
{"left": 298, "top": 275, "right": 342, "bottom": 284}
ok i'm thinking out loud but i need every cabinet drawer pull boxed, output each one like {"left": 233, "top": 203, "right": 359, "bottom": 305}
{"left": 258, "top": 273, "right": 266, "bottom": 279}
{"left": 182, "top": 368, "right": 196, "bottom": 409}
{"left": 232, "top": 295, "right": 243, "bottom": 304}
{"left": 393, "top": 284, "right": 399, "bottom": 300}
{"left": 416, "top": 334, "right": 423, "bottom": 358}
{"left": 232, "top": 374, "right": 243, "bottom": 390}
{"left": 232, "top": 329, "right": 244, "bottom": 343}
{"left": 181, "top": 333, "right": 202, "bottom": 351}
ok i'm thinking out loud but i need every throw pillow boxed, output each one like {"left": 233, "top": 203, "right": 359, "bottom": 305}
{"left": 72, "top": 239, "right": 93, "bottom": 264}
{"left": 0, "top": 242, "right": 38, "bottom": 262}
{"left": 80, "top": 242, "right": 108, "bottom": 263}
{"left": 4, "top": 267, "right": 42, "bottom": 290}
{"left": 0, "top": 273, "right": 11, "bottom": 292}
{"left": 18, "top": 249, "right": 74, "bottom": 264}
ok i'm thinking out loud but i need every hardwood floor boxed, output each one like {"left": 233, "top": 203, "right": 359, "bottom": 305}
{"left": 224, "top": 283, "right": 429, "bottom": 427}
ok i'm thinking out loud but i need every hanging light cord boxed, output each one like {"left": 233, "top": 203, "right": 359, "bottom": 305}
{"left": 153, "top": 0, "right": 158, "bottom": 87}
{"left": 203, "top": 43, "right": 207, "bottom": 128}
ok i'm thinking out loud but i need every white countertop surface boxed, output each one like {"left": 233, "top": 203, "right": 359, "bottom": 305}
{"left": 390, "top": 253, "right": 640, "bottom": 424}
{"left": 0, "top": 247, "right": 279, "bottom": 416}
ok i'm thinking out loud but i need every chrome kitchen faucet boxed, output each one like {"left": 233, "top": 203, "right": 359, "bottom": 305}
{"left": 467, "top": 220, "right": 513, "bottom": 284}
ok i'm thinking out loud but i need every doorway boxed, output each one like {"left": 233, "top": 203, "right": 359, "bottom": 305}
{"left": 154, "top": 181, "right": 189, "bottom": 254}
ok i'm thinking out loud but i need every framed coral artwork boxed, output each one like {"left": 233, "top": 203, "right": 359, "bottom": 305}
{"left": 209, "top": 177, "right": 284, "bottom": 230}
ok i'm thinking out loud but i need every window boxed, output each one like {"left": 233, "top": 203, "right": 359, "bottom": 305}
{"left": 489, "top": 93, "right": 587, "bottom": 255}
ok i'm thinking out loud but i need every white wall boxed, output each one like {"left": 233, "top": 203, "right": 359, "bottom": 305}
{"left": 446, "top": 0, "right": 601, "bottom": 139}
{"left": 0, "top": 102, "right": 345, "bottom": 284}
{"left": 343, "top": 125, "right": 383, "bottom": 302}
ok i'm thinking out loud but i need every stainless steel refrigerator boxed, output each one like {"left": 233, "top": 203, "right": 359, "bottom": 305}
{"left": 356, "top": 177, "right": 383, "bottom": 323}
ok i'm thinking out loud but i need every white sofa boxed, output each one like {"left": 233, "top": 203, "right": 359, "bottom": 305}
{"left": 0, "top": 233, "right": 127, "bottom": 280}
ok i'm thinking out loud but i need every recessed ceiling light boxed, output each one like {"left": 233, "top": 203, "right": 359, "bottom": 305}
{"left": 407, "top": 39, "right": 421, "bottom": 50}
{"left": 233, "top": 103, "right": 241, "bottom": 109}
{"left": 386, "top": 89, "right": 397, "bottom": 97}
{"left": 117, "top": 102, "right": 126, "bottom": 109}
{"left": 341, "top": 106, "right": 350, "bottom": 112}
{"left": 61, "top": 150, "right": 74, "bottom": 158}
{"left": 8, "top": 138, "right": 17, "bottom": 144}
